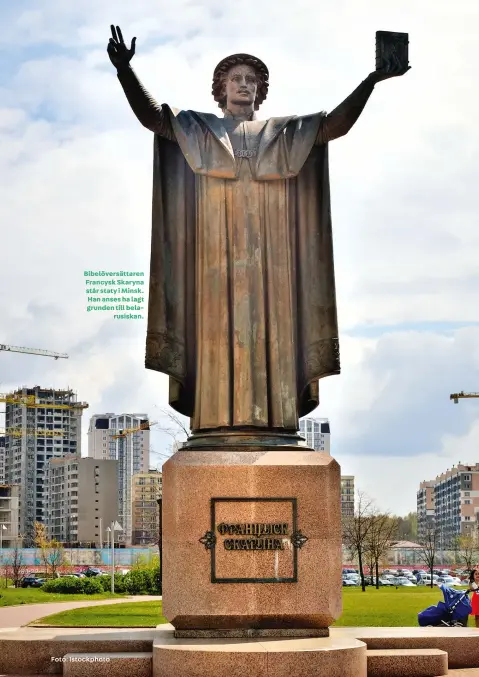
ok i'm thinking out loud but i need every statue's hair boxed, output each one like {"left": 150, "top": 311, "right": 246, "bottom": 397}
{"left": 212, "top": 54, "right": 269, "bottom": 111}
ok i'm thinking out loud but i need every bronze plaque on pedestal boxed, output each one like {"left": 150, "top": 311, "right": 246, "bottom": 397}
{"left": 200, "top": 497, "right": 308, "bottom": 584}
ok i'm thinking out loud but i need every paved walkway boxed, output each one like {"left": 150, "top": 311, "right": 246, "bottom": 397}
{"left": 0, "top": 595, "right": 162, "bottom": 628}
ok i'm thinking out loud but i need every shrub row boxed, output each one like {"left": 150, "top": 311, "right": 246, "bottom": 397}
{"left": 41, "top": 567, "right": 161, "bottom": 595}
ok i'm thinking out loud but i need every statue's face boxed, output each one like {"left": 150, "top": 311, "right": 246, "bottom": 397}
{"left": 223, "top": 64, "right": 258, "bottom": 108}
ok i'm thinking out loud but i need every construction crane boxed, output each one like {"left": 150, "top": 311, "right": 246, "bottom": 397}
{"left": 112, "top": 420, "right": 157, "bottom": 439}
{"left": 450, "top": 392, "right": 479, "bottom": 404}
{"left": 0, "top": 393, "right": 88, "bottom": 411}
{"left": 0, "top": 344, "right": 69, "bottom": 360}
{"left": 0, "top": 428, "right": 66, "bottom": 437}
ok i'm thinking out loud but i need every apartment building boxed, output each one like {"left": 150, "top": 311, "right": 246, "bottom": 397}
{"left": 87, "top": 413, "right": 150, "bottom": 545}
{"left": 3, "top": 387, "right": 87, "bottom": 544}
{"left": 0, "top": 485, "right": 20, "bottom": 548}
{"left": 299, "top": 417, "right": 331, "bottom": 453}
{"left": 132, "top": 470, "right": 163, "bottom": 545}
{"left": 45, "top": 457, "right": 118, "bottom": 546}
{"left": 417, "top": 464, "right": 479, "bottom": 549}
{"left": 0, "top": 437, "right": 5, "bottom": 483}
{"left": 341, "top": 476, "right": 355, "bottom": 518}
{"left": 417, "top": 480, "right": 436, "bottom": 543}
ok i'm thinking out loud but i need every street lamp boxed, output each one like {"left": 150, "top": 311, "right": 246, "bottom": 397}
{"left": 106, "top": 526, "right": 111, "bottom": 552}
{"left": 110, "top": 521, "right": 123, "bottom": 594}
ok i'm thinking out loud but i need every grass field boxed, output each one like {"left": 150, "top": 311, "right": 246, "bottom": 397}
{"left": 33, "top": 587, "right": 462, "bottom": 627}
{"left": 334, "top": 586, "right": 463, "bottom": 626}
{"left": 32, "top": 600, "right": 167, "bottom": 627}
{"left": 0, "top": 587, "right": 125, "bottom": 607}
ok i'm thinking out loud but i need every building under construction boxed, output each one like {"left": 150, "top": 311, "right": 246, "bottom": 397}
{"left": 2, "top": 386, "right": 88, "bottom": 545}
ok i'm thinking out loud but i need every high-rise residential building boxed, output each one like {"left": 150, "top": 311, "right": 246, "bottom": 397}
{"left": 3, "top": 387, "right": 87, "bottom": 545}
{"left": 417, "top": 464, "right": 479, "bottom": 549}
{"left": 417, "top": 480, "right": 436, "bottom": 543}
{"left": 299, "top": 417, "right": 331, "bottom": 453}
{"left": 87, "top": 413, "right": 150, "bottom": 545}
{"left": 0, "top": 437, "right": 5, "bottom": 483}
{"left": 45, "top": 456, "right": 118, "bottom": 546}
{"left": 341, "top": 476, "right": 355, "bottom": 518}
{"left": 132, "top": 470, "right": 163, "bottom": 545}
{"left": 0, "top": 484, "right": 20, "bottom": 548}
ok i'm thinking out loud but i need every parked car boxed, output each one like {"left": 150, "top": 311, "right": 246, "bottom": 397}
{"left": 21, "top": 576, "right": 46, "bottom": 588}
{"left": 342, "top": 578, "right": 357, "bottom": 586}
{"left": 83, "top": 568, "right": 103, "bottom": 577}
{"left": 436, "top": 575, "right": 461, "bottom": 587}
{"left": 391, "top": 576, "right": 416, "bottom": 586}
{"left": 59, "top": 573, "right": 86, "bottom": 579}
{"left": 417, "top": 575, "right": 439, "bottom": 586}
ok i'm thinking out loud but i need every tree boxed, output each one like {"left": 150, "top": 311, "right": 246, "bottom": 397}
{"left": 394, "top": 512, "right": 418, "bottom": 542}
{"left": 418, "top": 526, "right": 438, "bottom": 587}
{"left": 342, "top": 491, "right": 377, "bottom": 592}
{"left": 456, "top": 534, "right": 479, "bottom": 571}
{"left": 4, "top": 539, "right": 31, "bottom": 588}
{"left": 45, "top": 541, "right": 66, "bottom": 577}
{"left": 154, "top": 406, "right": 189, "bottom": 441}
{"left": 364, "top": 513, "right": 399, "bottom": 589}
{"left": 34, "top": 522, "right": 50, "bottom": 576}
{"left": 34, "top": 521, "right": 66, "bottom": 578}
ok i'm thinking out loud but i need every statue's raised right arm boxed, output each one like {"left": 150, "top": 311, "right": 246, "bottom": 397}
{"left": 317, "top": 60, "right": 410, "bottom": 144}
{"left": 108, "top": 25, "right": 173, "bottom": 139}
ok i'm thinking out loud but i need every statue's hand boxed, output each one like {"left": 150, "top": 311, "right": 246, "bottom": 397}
{"left": 368, "top": 54, "right": 410, "bottom": 84}
{"left": 108, "top": 25, "right": 136, "bottom": 69}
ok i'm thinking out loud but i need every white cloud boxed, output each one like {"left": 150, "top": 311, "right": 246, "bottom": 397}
{"left": 1, "top": 0, "right": 479, "bottom": 514}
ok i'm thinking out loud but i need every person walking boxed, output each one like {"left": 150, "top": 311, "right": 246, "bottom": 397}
{"left": 468, "top": 569, "right": 479, "bottom": 627}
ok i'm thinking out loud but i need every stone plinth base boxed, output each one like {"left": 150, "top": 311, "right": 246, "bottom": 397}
{"left": 174, "top": 627, "right": 329, "bottom": 639}
{"left": 153, "top": 626, "right": 367, "bottom": 677}
{"left": 161, "top": 449, "right": 342, "bottom": 633}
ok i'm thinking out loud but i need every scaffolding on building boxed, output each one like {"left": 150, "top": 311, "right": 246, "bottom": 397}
{"left": 0, "top": 387, "right": 88, "bottom": 545}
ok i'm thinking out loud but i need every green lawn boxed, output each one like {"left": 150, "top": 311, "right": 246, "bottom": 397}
{"left": 32, "top": 600, "right": 167, "bottom": 627}
{"left": 333, "top": 586, "right": 462, "bottom": 627}
{"left": 0, "top": 587, "right": 126, "bottom": 607}
{"left": 33, "top": 587, "right": 460, "bottom": 627}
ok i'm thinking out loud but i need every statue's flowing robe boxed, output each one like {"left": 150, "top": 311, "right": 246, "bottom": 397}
{"left": 145, "top": 107, "right": 340, "bottom": 431}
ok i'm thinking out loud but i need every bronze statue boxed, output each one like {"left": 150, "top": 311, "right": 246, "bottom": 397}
{"left": 108, "top": 26, "right": 408, "bottom": 448}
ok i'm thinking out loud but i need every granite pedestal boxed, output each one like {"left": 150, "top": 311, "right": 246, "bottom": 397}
{"left": 161, "top": 449, "right": 342, "bottom": 636}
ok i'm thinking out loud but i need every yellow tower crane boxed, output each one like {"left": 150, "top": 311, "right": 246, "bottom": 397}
{"left": 450, "top": 392, "right": 479, "bottom": 404}
{"left": 0, "top": 428, "right": 65, "bottom": 437}
{"left": 0, "top": 348, "right": 81, "bottom": 441}
{"left": 0, "top": 393, "right": 88, "bottom": 410}
{"left": 0, "top": 344, "right": 69, "bottom": 360}
{"left": 112, "top": 420, "right": 157, "bottom": 439}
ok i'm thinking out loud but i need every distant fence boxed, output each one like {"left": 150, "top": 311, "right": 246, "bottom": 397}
{"left": 0, "top": 547, "right": 159, "bottom": 567}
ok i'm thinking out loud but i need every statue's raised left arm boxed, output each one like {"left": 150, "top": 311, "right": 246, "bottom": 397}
{"left": 316, "top": 62, "right": 410, "bottom": 144}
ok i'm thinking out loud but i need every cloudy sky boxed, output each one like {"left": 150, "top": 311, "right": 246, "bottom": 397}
{"left": 1, "top": 0, "right": 478, "bottom": 516}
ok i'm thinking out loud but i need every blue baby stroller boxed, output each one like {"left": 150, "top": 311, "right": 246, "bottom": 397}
{"left": 418, "top": 584, "right": 472, "bottom": 627}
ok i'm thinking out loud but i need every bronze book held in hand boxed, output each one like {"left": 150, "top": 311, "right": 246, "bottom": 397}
{"left": 376, "top": 30, "right": 409, "bottom": 72}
